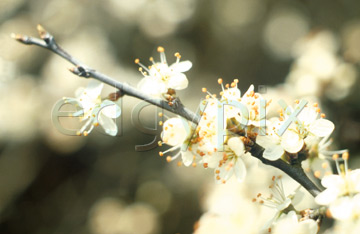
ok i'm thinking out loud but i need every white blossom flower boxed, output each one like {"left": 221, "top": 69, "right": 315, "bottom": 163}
{"left": 160, "top": 117, "right": 197, "bottom": 166}
{"left": 329, "top": 194, "right": 360, "bottom": 233}
{"left": 255, "top": 175, "right": 302, "bottom": 231}
{"left": 65, "top": 80, "right": 121, "bottom": 136}
{"left": 278, "top": 106, "right": 334, "bottom": 154}
{"left": 218, "top": 80, "right": 267, "bottom": 128}
{"left": 214, "top": 137, "right": 247, "bottom": 184}
{"left": 136, "top": 46, "right": 192, "bottom": 98}
{"left": 315, "top": 163, "right": 360, "bottom": 220}
{"left": 256, "top": 118, "right": 286, "bottom": 161}
{"left": 272, "top": 211, "right": 318, "bottom": 234}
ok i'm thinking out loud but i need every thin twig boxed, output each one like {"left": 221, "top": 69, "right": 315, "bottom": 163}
{"left": 13, "top": 25, "right": 322, "bottom": 197}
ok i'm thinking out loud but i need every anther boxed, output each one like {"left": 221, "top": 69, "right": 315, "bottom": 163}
{"left": 218, "top": 78, "right": 223, "bottom": 84}
{"left": 202, "top": 87, "right": 207, "bottom": 93}
{"left": 157, "top": 46, "right": 165, "bottom": 52}
{"left": 135, "top": 58, "right": 140, "bottom": 64}
{"left": 159, "top": 152, "right": 164, "bottom": 157}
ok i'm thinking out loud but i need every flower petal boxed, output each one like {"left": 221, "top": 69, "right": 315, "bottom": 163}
{"left": 281, "top": 131, "right": 304, "bottom": 153}
{"left": 263, "top": 144, "right": 284, "bottom": 161}
{"left": 98, "top": 112, "right": 118, "bottom": 136}
{"left": 170, "top": 60, "right": 192, "bottom": 72}
{"left": 181, "top": 150, "right": 194, "bottom": 167}
{"left": 315, "top": 187, "right": 339, "bottom": 205}
{"left": 227, "top": 137, "right": 244, "bottom": 156}
{"left": 137, "top": 77, "right": 167, "bottom": 97}
{"left": 100, "top": 100, "right": 121, "bottom": 118}
{"left": 234, "top": 159, "right": 246, "bottom": 182}
{"left": 168, "top": 73, "right": 188, "bottom": 90}
{"left": 309, "top": 119, "right": 335, "bottom": 137}
{"left": 85, "top": 80, "right": 104, "bottom": 99}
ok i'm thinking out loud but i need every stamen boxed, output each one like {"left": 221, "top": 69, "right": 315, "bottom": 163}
{"left": 174, "top": 52, "right": 181, "bottom": 63}
{"left": 333, "top": 154, "right": 341, "bottom": 175}
{"left": 135, "top": 59, "right": 150, "bottom": 73}
{"left": 342, "top": 152, "right": 349, "bottom": 174}
{"left": 157, "top": 46, "right": 167, "bottom": 64}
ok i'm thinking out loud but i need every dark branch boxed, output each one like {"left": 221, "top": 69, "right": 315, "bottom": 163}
{"left": 13, "top": 25, "right": 322, "bottom": 197}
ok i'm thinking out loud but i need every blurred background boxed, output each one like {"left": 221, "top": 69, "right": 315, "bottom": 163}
{"left": 1, "top": 0, "right": 360, "bottom": 233}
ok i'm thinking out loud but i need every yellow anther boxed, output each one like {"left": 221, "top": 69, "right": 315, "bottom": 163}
{"left": 135, "top": 58, "right": 140, "bottom": 64}
{"left": 157, "top": 46, "right": 165, "bottom": 52}
{"left": 342, "top": 152, "right": 349, "bottom": 160}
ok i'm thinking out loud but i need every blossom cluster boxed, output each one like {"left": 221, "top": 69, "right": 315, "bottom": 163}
{"left": 143, "top": 47, "right": 360, "bottom": 233}
{"left": 54, "top": 45, "right": 359, "bottom": 233}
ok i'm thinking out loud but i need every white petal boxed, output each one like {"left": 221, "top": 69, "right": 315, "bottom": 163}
{"left": 233, "top": 159, "right": 246, "bottom": 182}
{"left": 181, "top": 150, "right": 194, "bottom": 167}
{"left": 98, "top": 113, "right": 118, "bottom": 136}
{"left": 256, "top": 135, "right": 278, "bottom": 148}
{"left": 168, "top": 73, "right": 188, "bottom": 90}
{"left": 75, "top": 87, "right": 86, "bottom": 98}
{"left": 309, "top": 119, "right": 335, "bottom": 137}
{"left": 276, "top": 198, "right": 291, "bottom": 211}
{"left": 227, "top": 137, "right": 245, "bottom": 156}
{"left": 170, "top": 61, "right": 192, "bottom": 72}
{"left": 321, "top": 174, "right": 343, "bottom": 188}
{"left": 85, "top": 80, "right": 104, "bottom": 99}
{"left": 281, "top": 131, "right": 304, "bottom": 153}
{"left": 329, "top": 196, "right": 354, "bottom": 220}
{"left": 315, "top": 187, "right": 339, "bottom": 205}
{"left": 215, "top": 166, "right": 234, "bottom": 184}
{"left": 100, "top": 100, "right": 121, "bottom": 118}
{"left": 297, "top": 107, "right": 318, "bottom": 125}
{"left": 263, "top": 144, "right": 284, "bottom": 161}
{"left": 243, "top": 84, "right": 254, "bottom": 96}
{"left": 137, "top": 77, "right": 167, "bottom": 97}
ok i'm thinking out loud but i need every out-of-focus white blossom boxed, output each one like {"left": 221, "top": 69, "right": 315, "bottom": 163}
{"left": 315, "top": 167, "right": 360, "bottom": 220}
{"left": 256, "top": 176, "right": 301, "bottom": 231}
{"left": 272, "top": 211, "right": 318, "bottom": 234}
{"left": 287, "top": 30, "right": 358, "bottom": 100}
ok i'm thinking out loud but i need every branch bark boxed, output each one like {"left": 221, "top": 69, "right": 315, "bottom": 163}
{"left": 13, "top": 25, "right": 322, "bottom": 197}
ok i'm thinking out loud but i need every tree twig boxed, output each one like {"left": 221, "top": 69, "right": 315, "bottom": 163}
{"left": 12, "top": 25, "right": 322, "bottom": 197}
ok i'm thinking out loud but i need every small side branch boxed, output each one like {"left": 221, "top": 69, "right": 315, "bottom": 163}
{"left": 12, "top": 25, "right": 200, "bottom": 124}
{"left": 13, "top": 25, "right": 322, "bottom": 197}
